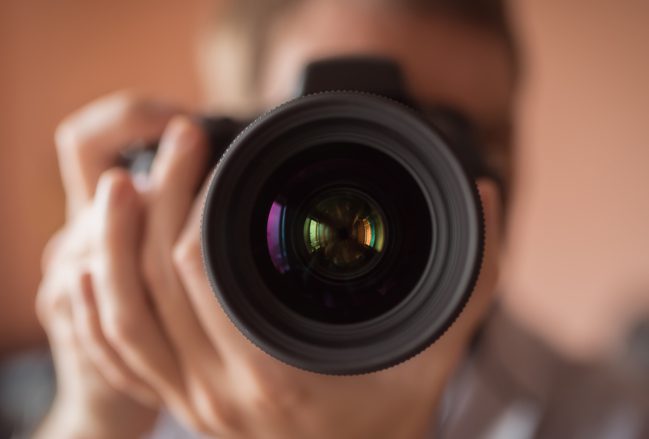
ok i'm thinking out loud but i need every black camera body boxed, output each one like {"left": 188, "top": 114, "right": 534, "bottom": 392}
{"left": 130, "top": 57, "right": 486, "bottom": 375}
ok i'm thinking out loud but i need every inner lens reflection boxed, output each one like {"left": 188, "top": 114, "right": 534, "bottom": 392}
{"left": 268, "top": 188, "right": 386, "bottom": 282}
{"left": 303, "top": 189, "right": 386, "bottom": 280}
{"left": 254, "top": 143, "right": 432, "bottom": 324}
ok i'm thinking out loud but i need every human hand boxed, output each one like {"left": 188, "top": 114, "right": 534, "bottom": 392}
{"left": 73, "top": 108, "right": 503, "bottom": 438}
{"left": 35, "top": 93, "right": 183, "bottom": 438}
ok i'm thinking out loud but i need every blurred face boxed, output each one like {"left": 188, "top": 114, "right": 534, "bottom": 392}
{"left": 260, "top": 0, "right": 515, "bottom": 144}
{"left": 257, "top": 0, "right": 513, "bottom": 343}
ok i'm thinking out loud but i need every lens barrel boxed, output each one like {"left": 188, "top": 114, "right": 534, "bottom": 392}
{"left": 202, "top": 92, "right": 483, "bottom": 374}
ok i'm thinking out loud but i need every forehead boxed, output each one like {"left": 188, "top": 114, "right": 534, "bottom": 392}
{"left": 261, "top": 1, "right": 515, "bottom": 134}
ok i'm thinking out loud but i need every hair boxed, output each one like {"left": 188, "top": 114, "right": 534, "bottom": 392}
{"left": 199, "top": 0, "right": 518, "bottom": 209}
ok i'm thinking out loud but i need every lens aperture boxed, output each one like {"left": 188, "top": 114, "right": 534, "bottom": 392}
{"left": 254, "top": 143, "right": 431, "bottom": 324}
{"left": 279, "top": 187, "right": 386, "bottom": 282}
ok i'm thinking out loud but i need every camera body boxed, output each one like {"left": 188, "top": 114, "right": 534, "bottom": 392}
{"left": 129, "top": 57, "right": 486, "bottom": 375}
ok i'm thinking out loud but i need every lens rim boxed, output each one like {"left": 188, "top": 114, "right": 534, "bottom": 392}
{"left": 202, "top": 92, "right": 484, "bottom": 375}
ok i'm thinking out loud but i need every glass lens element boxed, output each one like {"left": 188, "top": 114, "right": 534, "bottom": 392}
{"left": 254, "top": 144, "right": 432, "bottom": 324}
{"left": 268, "top": 188, "right": 387, "bottom": 282}
{"left": 302, "top": 188, "right": 386, "bottom": 279}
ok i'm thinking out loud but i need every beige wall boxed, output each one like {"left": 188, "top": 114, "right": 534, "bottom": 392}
{"left": 503, "top": 0, "right": 649, "bottom": 358}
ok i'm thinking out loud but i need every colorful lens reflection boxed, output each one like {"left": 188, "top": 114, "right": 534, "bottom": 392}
{"left": 267, "top": 201, "right": 290, "bottom": 274}
{"left": 267, "top": 188, "right": 386, "bottom": 281}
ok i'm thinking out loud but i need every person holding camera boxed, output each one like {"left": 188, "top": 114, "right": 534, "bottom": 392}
{"left": 36, "top": 0, "right": 517, "bottom": 437}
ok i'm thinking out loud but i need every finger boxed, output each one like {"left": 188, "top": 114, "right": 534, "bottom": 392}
{"left": 36, "top": 279, "right": 77, "bottom": 348}
{"left": 173, "top": 179, "right": 248, "bottom": 355}
{"left": 142, "top": 117, "right": 219, "bottom": 364}
{"left": 71, "top": 271, "right": 159, "bottom": 406}
{"left": 55, "top": 92, "right": 181, "bottom": 217}
{"left": 42, "top": 295, "right": 91, "bottom": 389}
{"left": 36, "top": 276, "right": 101, "bottom": 391}
{"left": 40, "top": 231, "right": 65, "bottom": 275}
{"left": 90, "top": 168, "right": 202, "bottom": 427}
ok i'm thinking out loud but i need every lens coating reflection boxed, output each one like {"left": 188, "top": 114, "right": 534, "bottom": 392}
{"left": 268, "top": 188, "right": 386, "bottom": 282}
{"left": 253, "top": 143, "right": 431, "bottom": 324}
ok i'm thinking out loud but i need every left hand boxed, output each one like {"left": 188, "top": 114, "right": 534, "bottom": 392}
{"left": 72, "top": 114, "right": 500, "bottom": 438}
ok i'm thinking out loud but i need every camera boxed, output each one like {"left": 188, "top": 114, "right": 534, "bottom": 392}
{"left": 127, "top": 57, "right": 486, "bottom": 375}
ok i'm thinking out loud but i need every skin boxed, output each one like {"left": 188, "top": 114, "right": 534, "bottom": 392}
{"left": 36, "top": 1, "right": 511, "bottom": 437}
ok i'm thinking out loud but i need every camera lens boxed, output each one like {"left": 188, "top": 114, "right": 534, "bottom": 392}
{"left": 256, "top": 143, "right": 432, "bottom": 324}
{"left": 270, "top": 186, "right": 386, "bottom": 280}
{"left": 202, "top": 92, "right": 483, "bottom": 374}
{"left": 301, "top": 189, "right": 385, "bottom": 275}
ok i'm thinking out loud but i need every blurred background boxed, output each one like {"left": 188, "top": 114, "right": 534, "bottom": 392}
{"left": 0, "top": 0, "right": 648, "bottom": 435}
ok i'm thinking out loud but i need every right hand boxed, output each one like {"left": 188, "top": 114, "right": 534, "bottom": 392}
{"left": 35, "top": 93, "right": 182, "bottom": 438}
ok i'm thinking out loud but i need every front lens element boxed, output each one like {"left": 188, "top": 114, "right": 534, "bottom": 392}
{"left": 303, "top": 188, "right": 386, "bottom": 279}
{"left": 272, "top": 188, "right": 387, "bottom": 282}
{"left": 254, "top": 144, "right": 432, "bottom": 324}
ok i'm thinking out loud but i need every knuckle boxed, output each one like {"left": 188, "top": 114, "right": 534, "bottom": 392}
{"left": 77, "top": 321, "right": 98, "bottom": 347}
{"left": 41, "top": 230, "right": 65, "bottom": 273}
{"left": 110, "top": 91, "right": 174, "bottom": 130}
{"left": 103, "top": 311, "right": 140, "bottom": 346}
{"left": 85, "top": 342, "right": 109, "bottom": 366}
{"left": 199, "top": 394, "right": 240, "bottom": 432}
{"left": 38, "top": 284, "right": 68, "bottom": 318}
{"left": 172, "top": 238, "right": 201, "bottom": 275}
{"left": 247, "top": 387, "right": 278, "bottom": 416}
{"left": 247, "top": 369, "right": 308, "bottom": 415}
{"left": 35, "top": 280, "right": 74, "bottom": 337}
{"left": 54, "top": 116, "right": 84, "bottom": 157}
{"left": 109, "top": 90, "right": 144, "bottom": 112}
{"left": 35, "top": 262, "right": 73, "bottom": 319}
{"left": 34, "top": 286, "right": 54, "bottom": 326}
{"left": 98, "top": 168, "right": 131, "bottom": 190}
{"left": 105, "top": 372, "right": 131, "bottom": 394}
{"left": 187, "top": 375, "right": 240, "bottom": 433}
{"left": 110, "top": 91, "right": 149, "bottom": 124}
{"left": 54, "top": 91, "right": 145, "bottom": 157}
{"left": 93, "top": 361, "right": 134, "bottom": 395}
